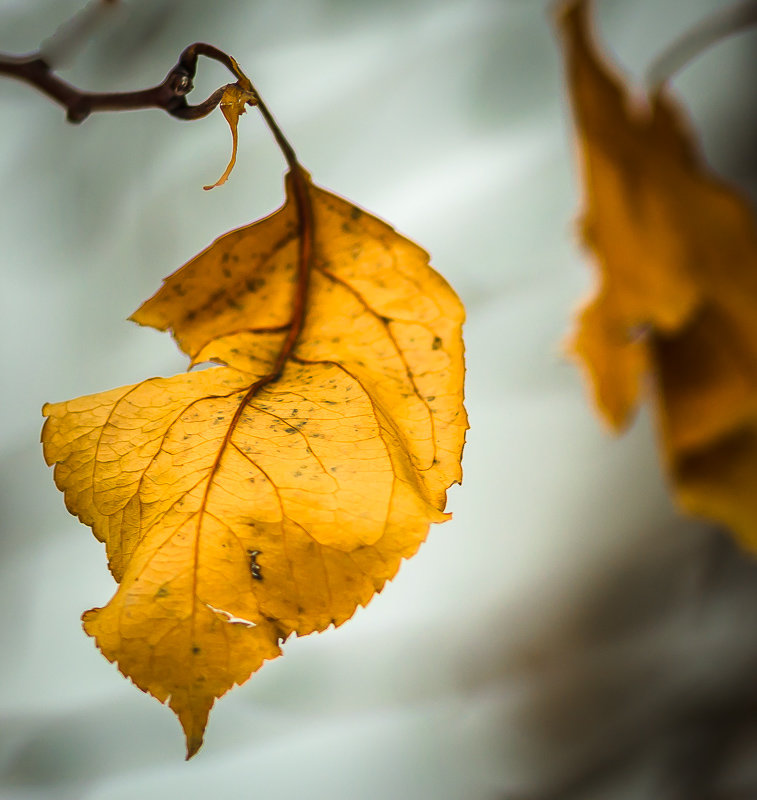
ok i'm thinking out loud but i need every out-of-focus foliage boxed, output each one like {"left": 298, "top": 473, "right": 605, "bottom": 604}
{"left": 560, "top": 0, "right": 757, "bottom": 551}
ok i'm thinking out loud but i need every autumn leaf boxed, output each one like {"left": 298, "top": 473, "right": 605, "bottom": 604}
{"left": 557, "top": 0, "right": 757, "bottom": 548}
{"left": 42, "top": 163, "right": 466, "bottom": 757}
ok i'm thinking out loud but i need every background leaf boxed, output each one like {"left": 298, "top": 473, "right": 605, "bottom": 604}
{"left": 559, "top": 0, "right": 757, "bottom": 550}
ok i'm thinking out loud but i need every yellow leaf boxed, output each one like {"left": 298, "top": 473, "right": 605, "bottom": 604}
{"left": 558, "top": 0, "right": 757, "bottom": 549}
{"left": 42, "top": 168, "right": 466, "bottom": 757}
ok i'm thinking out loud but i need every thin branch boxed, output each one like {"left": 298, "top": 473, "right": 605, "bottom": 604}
{"left": 0, "top": 41, "right": 246, "bottom": 123}
{"left": 647, "top": 0, "right": 757, "bottom": 91}
{"left": 0, "top": 20, "right": 309, "bottom": 202}
{"left": 39, "top": 0, "right": 121, "bottom": 70}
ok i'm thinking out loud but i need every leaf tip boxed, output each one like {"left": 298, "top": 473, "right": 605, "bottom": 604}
{"left": 553, "top": 0, "right": 586, "bottom": 28}
{"left": 185, "top": 734, "right": 204, "bottom": 760}
{"left": 179, "top": 707, "right": 210, "bottom": 760}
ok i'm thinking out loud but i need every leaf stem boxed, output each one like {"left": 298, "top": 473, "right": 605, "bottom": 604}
{"left": 256, "top": 102, "right": 314, "bottom": 375}
{"left": 217, "top": 54, "right": 314, "bottom": 383}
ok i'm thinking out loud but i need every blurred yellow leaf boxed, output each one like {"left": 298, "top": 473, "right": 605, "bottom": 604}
{"left": 42, "top": 168, "right": 466, "bottom": 757}
{"left": 558, "top": 0, "right": 757, "bottom": 548}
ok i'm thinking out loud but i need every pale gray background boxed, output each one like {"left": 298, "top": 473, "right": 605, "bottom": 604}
{"left": 1, "top": 1, "right": 756, "bottom": 798}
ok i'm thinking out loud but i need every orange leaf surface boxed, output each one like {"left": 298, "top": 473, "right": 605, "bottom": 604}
{"left": 42, "top": 167, "right": 466, "bottom": 757}
{"left": 558, "top": 0, "right": 757, "bottom": 548}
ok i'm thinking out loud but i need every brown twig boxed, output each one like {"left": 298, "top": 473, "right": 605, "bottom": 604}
{"left": 0, "top": 41, "right": 247, "bottom": 123}
{"left": 647, "top": 0, "right": 757, "bottom": 91}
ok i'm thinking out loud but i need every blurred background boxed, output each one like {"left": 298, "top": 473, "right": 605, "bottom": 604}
{"left": 1, "top": 1, "right": 757, "bottom": 798}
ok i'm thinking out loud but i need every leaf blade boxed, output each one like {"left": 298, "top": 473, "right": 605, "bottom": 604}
{"left": 42, "top": 171, "right": 466, "bottom": 755}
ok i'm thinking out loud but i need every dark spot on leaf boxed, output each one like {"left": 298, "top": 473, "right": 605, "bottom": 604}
{"left": 192, "top": 646, "right": 201, "bottom": 655}
{"left": 249, "top": 549, "right": 262, "bottom": 581}
{"left": 432, "top": 336, "right": 443, "bottom": 350}
{"left": 350, "top": 206, "right": 362, "bottom": 221}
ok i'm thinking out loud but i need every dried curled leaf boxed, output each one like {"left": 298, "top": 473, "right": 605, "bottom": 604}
{"left": 558, "top": 0, "right": 757, "bottom": 548}
{"left": 42, "top": 169, "right": 466, "bottom": 756}
{"left": 203, "top": 83, "right": 258, "bottom": 191}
